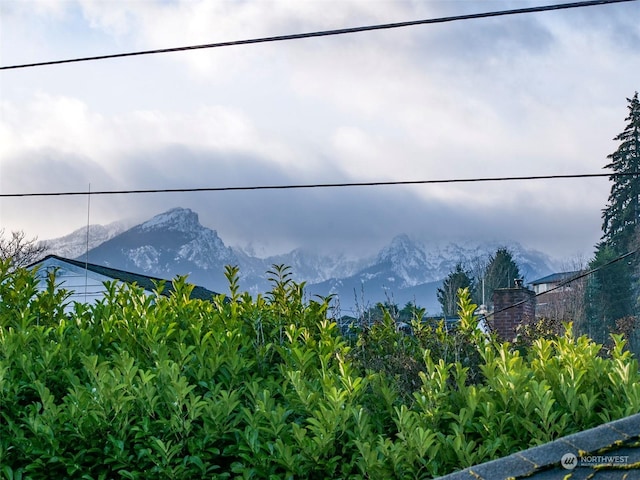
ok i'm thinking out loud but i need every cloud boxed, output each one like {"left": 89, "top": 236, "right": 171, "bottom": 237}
{"left": 0, "top": 93, "right": 301, "bottom": 172}
{"left": 1, "top": 0, "right": 638, "bottom": 261}
{"left": 1, "top": 133, "right": 607, "bottom": 260}
{"left": 0, "top": 78, "right": 619, "bottom": 260}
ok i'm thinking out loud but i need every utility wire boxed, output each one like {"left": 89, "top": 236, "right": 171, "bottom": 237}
{"left": 485, "top": 248, "right": 639, "bottom": 319}
{"left": 1, "top": 0, "right": 635, "bottom": 70}
{"left": 340, "top": 251, "right": 636, "bottom": 319}
{"left": 0, "top": 171, "right": 635, "bottom": 199}
{"left": 339, "top": 247, "right": 637, "bottom": 319}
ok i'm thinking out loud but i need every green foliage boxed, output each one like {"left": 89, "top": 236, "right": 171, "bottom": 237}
{"left": 485, "top": 248, "right": 522, "bottom": 294}
{"left": 354, "top": 301, "right": 422, "bottom": 327}
{"left": 586, "top": 243, "right": 634, "bottom": 343}
{"left": 601, "top": 92, "right": 640, "bottom": 253}
{"left": 2, "top": 264, "right": 640, "bottom": 479}
{"left": 437, "top": 263, "right": 475, "bottom": 316}
{"left": 591, "top": 92, "right": 640, "bottom": 344}
{"left": 349, "top": 302, "right": 424, "bottom": 401}
{"left": 514, "top": 317, "right": 565, "bottom": 349}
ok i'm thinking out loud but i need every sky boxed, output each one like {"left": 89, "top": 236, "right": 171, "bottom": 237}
{"left": 1, "top": 0, "right": 639, "bottom": 261}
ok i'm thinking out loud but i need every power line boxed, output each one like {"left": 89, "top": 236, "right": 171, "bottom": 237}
{"left": 486, "top": 247, "right": 639, "bottom": 319}
{"left": 1, "top": 0, "right": 635, "bottom": 71}
{"left": 339, "top": 249, "right": 637, "bottom": 319}
{"left": 0, "top": 172, "right": 634, "bottom": 198}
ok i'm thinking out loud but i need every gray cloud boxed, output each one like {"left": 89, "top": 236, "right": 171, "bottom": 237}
{"left": 1, "top": 150, "right": 113, "bottom": 193}
{"left": 73, "top": 144, "right": 605, "bottom": 260}
{"left": 0, "top": 139, "right": 609, "bottom": 261}
{"left": 1, "top": 0, "right": 637, "bottom": 263}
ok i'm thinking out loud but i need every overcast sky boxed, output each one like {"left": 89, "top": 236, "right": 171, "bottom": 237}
{"left": 1, "top": 0, "right": 639, "bottom": 260}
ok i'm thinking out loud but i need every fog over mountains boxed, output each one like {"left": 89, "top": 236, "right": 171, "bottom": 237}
{"left": 44, "top": 207, "right": 557, "bottom": 314}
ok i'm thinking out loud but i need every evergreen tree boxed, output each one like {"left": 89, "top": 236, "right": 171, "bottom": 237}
{"left": 437, "top": 263, "right": 474, "bottom": 316}
{"left": 484, "top": 248, "right": 522, "bottom": 308}
{"left": 602, "top": 92, "right": 640, "bottom": 253}
{"left": 586, "top": 243, "right": 633, "bottom": 343}
{"left": 398, "top": 301, "right": 425, "bottom": 323}
{"left": 587, "top": 93, "right": 640, "bottom": 336}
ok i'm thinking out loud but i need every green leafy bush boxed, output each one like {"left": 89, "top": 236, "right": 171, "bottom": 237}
{"left": 1, "top": 260, "right": 639, "bottom": 479}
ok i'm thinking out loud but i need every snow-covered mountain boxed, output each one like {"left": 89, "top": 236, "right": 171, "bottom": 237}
{"left": 44, "top": 221, "right": 131, "bottom": 259}
{"left": 80, "top": 208, "right": 239, "bottom": 293}
{"left": 44, "top": 207, "right": 557, "bottom": 314}
{"left": 376, "top": 234, "right": 436, "bottom": 286}
{"left": 234, "top": 247, "right": 373, "bottom": 294}
{"left": 263, "top": 248, "right": 372, "bottom": 284}
{"left": 305, "top": 234, "right": 556, "bottom": 315}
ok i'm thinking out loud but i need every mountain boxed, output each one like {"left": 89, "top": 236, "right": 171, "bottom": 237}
{"left": 263, "top": 248, "right": 372, "bottom": 284}
{"left": 305, "top": 235, "right": 557, "bottom": 315}
{"left": 233, "top": 247, "right": 373, "bottom": 295}
{"left": 45, "top": 207, "right": 557, "bottom": 314}
{"left": 81, "top": 208, "right": 239, "bottom": 292}
{"left": 44, "top": 221, "right": 130, "bottom": 259}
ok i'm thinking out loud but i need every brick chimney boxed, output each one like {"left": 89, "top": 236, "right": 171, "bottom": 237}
{"left": 491, "top": 279, "right": 536, "bottom": 341}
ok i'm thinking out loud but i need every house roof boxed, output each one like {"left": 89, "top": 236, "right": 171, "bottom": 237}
{"left": 29, "top": 254, "right": 220, "bottom": 301}
{"left": 530, "top": 271, "right": 581, "bottom": 286}
{"left": 439, "top": 412, "right": 640, "bottom": 479}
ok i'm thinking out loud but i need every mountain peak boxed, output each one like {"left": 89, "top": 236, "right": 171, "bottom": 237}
{"left": 141, "top": 207, "right": 201, "bottom": 233}
{"left": 45, "top": 205, "right": 557, "bottom": 314}
{"left": 378, "top": 234, "right": 422, "bottom": 261}
{"left": 390, "top": 233, "right": 414, "bottom": 248}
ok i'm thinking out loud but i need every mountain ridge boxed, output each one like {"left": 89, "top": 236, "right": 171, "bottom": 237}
{"left": 44, "top": 207, "right": 557, "bottom": 313}
{"left": 43, "top": 221, "right": 131, "bottom": 260}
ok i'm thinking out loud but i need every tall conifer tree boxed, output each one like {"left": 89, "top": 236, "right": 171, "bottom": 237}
{"left": 588, "top": 92, "right": 640, "bottom": 333}
{"left": 602, "top": 92, "right": 640, "bottom": 253}
{"left": 437, "top": 263, "right": 474, "bottom": 316}
{"left": 484, "top": 248, "right": 521, "bottom": 308}
{"left": 586, "top": 243, "right": 633, "bottom": 342}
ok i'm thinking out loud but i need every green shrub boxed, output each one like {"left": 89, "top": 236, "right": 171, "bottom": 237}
{"left": 1, "top": 261, "right": 639, "bottom": 479}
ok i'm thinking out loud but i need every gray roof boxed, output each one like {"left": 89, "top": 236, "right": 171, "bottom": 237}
{"left": 530, "top": 271, "right": 582, "bottom": 286}
{"left": 30, "top": 254, "right": 221, "bottom": 301}
{"left": 439, "top": 412, "right": 640, "bottom": 479}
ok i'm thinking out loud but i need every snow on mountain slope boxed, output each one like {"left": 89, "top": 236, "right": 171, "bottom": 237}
{"left": 376, "top": 234, "right": 433, "bottom": 286}
{"left": 81, "top": 208, "right": 238, "bottom": 292}
{"left": 137, "top": 207, "right": 236, "bottom": 268}
{"left": 371, "top": 234, "right": 557, "bottom": 286}
{"left": 262, "top": 248, "right": 373, "bottom": 284}
{"left": 45, "top": 208, "right": 559, "bottom": 311}
{"left": 43, "top": 221, "right": 131, "bottom": 259}
{"left": 307, "top": 234, "right": 557, "bottom": 314}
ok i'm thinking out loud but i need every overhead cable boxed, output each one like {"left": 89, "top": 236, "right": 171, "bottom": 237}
{"left": 339, "top": 250, "right": 637, "bottom": 318}
{"left": 1, "top": 0, "right": 635, "bottom": 70}
{"left": 0, "top": 171, "right": 635, "bottom": 199}
{"left": 486, "top": 248, "right": 639, "bottom": 319}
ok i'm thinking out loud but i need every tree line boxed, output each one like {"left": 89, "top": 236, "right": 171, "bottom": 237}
{"left": 436, "top": 92, "right": 640, "bottom": 351}
{"left": 436, "top": 247, "right": 521, "bottom": 316}
{"left": 2, "top": 92, "right": 639, "bottom": 351}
